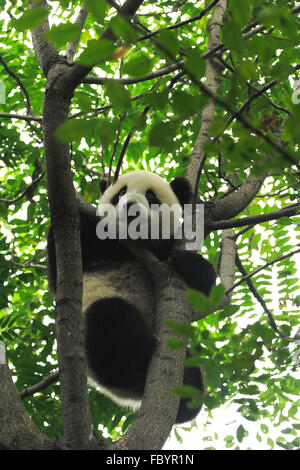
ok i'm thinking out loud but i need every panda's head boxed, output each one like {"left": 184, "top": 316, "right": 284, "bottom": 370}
{"left": 96, "top": 170, "right": 192, "bottom": 243}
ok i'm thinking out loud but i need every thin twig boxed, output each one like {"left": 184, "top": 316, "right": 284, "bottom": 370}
{"left": 0, "top": 54, "right": 32, "bottom": 114}
{"left": 113, "top": 105, "right": 150, "bottom": 182}
{"left": 235, "top": 253, "right": 287, "bottom": 339}
{"left": 69, "top": 90, "right": 151, "bottom": 120}
{"left": 108, "top": 112, "right": 127, "bottom": 184}
{"left": 232, "top": 223, "right": 256, "bottom": 240}
{"left": 226, "top": 247, "right": 300, "bottom": 295}
{"left": 82, "top": 61, "right": 184, "bottom": 86}
{"left": 20, "top": 371, "right": 59, "bottom": 399}
{"left": 137, "top": 0, "right": 220, "bottom": 42}
{"left": 11, "top": 232, "right": 47, "bottom": 270}
{"left": 0, "top": 113, "right": 42, "bottom": 123}
{"left": 0, "top": 171, "right": 45, "bottom": 205}
{"left": 209, "top": 202, "right": 300, "bottom": 231}
{"left": 113, "top": 71, "right": 183, "bottom": 182}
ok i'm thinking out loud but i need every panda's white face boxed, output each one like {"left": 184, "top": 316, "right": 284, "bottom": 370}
{"left": 96, "top": 171, "right": 182, "bottom": 242}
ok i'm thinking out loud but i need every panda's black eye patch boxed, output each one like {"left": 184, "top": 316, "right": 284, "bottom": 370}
{"left": 145, "top": 189, "right": 160, "bottom": 206}
{"left": 111, "top": 185, "right": 127, "bottom": 205}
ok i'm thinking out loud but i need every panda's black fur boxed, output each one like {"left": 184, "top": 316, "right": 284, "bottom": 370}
{"left": 47, "top": 170, "right": 216, "bottom": 424}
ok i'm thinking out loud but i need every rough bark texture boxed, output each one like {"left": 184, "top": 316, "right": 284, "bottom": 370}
{"left": 0, "top": 365, "right": 55, "bottom": 449}
{"left": 43, "top": 85, "right": 91, "bottom": 449}
{"left": 218, "top": 229, "right": 237, "bottom": 308}
{"left": 186, "top": 0, "right": 227, "bottom": 192}
{"left": 210, "top": 172, "right": 269, "bottom": 223}
{"left": 109, "top": 247, "right": 193, "bottom": 450}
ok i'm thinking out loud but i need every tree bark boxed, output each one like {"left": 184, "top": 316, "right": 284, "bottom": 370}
{"left": 186, "top": 0, "right": 227, "bottom": 192}
{"left": 0, "top": 364, "right": 55, "bottom": 449}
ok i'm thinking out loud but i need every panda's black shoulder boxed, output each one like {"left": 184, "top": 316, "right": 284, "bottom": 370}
{"left": 79, "top": 210, "right": 133, "bottom": 271}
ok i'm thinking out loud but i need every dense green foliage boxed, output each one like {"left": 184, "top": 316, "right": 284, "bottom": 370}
{"left": 0, "top": 0, "right": 299, "bottom": 449}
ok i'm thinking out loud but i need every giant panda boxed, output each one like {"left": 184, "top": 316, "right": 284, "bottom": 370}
{"left": 47, "top": 170, "right": 216, "bottom": 424}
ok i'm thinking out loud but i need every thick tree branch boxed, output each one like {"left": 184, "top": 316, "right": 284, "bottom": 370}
{"left": 209, "top": 202, "right": 300, "bottom": 231}
{"left": 28, "top": 1, "right": 91, "bottom": 449}
{"left": 27, "top": 0, "right": 147, "bottom": 450}
{"left": 28, "top": 0, "right": 60, "bottom": 76}
{"left": 211, "top": 172, "right": 269, "bottom": 222}
{"left": 66, "top": 4, "right": 88, "bottom": 62}
{"left": 42, "top": 89, "right": 91, "bottom": 450}
{"left": 186, "top": 0, "right": 227, "bottom": 193}
{"left": 217, "top": 229, "right": 237, "bottom": 308}
{"left": 0, "top": 364, "right": 55, "bottom": 449}
{"left": 110, "top": 246, "right": 192, "bottom": 450}
{"left": 66, "top": 0, "right": 145, "bottom": 88}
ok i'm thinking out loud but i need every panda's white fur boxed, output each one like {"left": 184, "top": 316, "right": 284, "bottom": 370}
{"left": 99, "top": 170, "right": 180, "bottom": 207}
{"left": 96, "top": 170, "right": 183, "bottom": 242}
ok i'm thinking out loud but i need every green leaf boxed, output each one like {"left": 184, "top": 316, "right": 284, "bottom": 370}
{"left": 144, "top": 89, "right": 169, "bottom": 110}
{"left": 12, "top": 8, "right": 49, "bottom": 32}
{"left": 85, "top": 0, "right": 108, "bottom": 24}
{"left": 156, "top": 30, "right": 179, "bottom": 58}
{"left": 165, "top": 338, "right": 186, "bottom": 350}
{"left": 148, "top": 120, "right": 178, "bottom": 152}
{"left": 222, "top": 19, "right": 244, "bottom": 54}
{"left": 55, "top": 118, "right": 93, "bottom": 142}
{"left": 104, "top": 79, "right": 131, "bottom": 110}
{"left": 94, "top": 118, "right": 119, "bottom": 146}
{"left": 236, "top": 424, "right": 247, "bottom": 443}
{"left": 43, "top": 23, "right": 82, "bottom": 48}
{"left": 76, "top": 92, "right": 93, "bottom": 114}
{"left": 171, "top": 90, "right": 197, "bottom": 116}
{"left": 220, "top": 304, "right": 240, "bottom": 318}
{"left": 122, "top": 413, "right": 136, "bottom": 433}
{"left": 185, "top": 49, "right": 205, "bottom": 78}
{"left": 110, "top": 15, "right": 138, "bottom": 44}
{"left": 260, "top": 423, "right": 269, "bottom": 434}
{"left": 171, "top": 385, "right": 200, "bottom": 398}
{"left": 267, "top": 437, "right": 274, "bottom": 449}
{"left": 122, "top": 55, "right": 152, "bottom": 77}
{"left": 174, "top": 428, "right": 183, "bottom": 444}
{"left": 209, "top": 284, "right": 225, "bottom": 307}
{"left": 165, "top": 319, "right": 194, "bottom": 338}
{"left": 257, "top": 6, "right": 289, "bottom": 27}
{"left": 186, "top": 289, "right": 211, "bottom": 313}
{"left": 238, "top": 60, "right": 259, "bottom": 82}
{"left": 231, "top": 0, "right": 251, "bottom": 24}
{"left": 78, "top": 39, "right": 116, "bottom": 66}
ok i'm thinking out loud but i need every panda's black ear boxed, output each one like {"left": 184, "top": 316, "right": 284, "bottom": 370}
{"left": 170, "top": 177, "right": 192, "bottom": 207}
{"left": 99, "top": 178, "right": 108, "bottom": 195}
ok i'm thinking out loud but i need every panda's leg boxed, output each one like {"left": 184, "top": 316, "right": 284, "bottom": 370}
{"left": 175, "top": 362, "right": 204, "bottom": 424}
{"left": 85, "top": 297, "right": 156, "bottom": 395}
{"left": 171, "top": 249, "right": 216, "bottom": 296}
